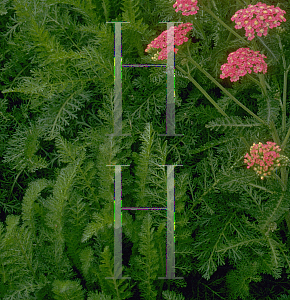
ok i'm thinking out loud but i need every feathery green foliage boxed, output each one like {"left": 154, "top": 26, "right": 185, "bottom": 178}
{"left": 1, "top": 0, "right": 290, "bottom": 299}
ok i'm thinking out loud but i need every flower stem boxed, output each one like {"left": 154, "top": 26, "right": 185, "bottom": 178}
{"left": 245, "top": 73, "right": 263, "bottom": 89}
{"left": 277, "top": 34, "right": 290, "bottom": 133}
{"left": 250, "top": 39, "right": 273, "bottom": 123}
{"left": 200, "top": 3, "right": 250, "bottom": 46}
{"left": 282, "top": 69, "right": 289, "bottom": 132}
{"left": 249, "top": 39, "right": 282, "bottom": 146}
{"left": 192, "top": 16, "right": 206, "bottom": 40}
{"left": 185, "top": 44, "right": 267, "bottom": 126}
{"left": 257, "top": 73, "right": 268, "bottom": 98}
{"left": 281, "top": 125, "right": 290, "bottom": 150}
{"left": 272, "top": 34, "right": 290, "bottom": 230}
{"left": 285, "top": 210, "right": 290, "bottom": 232}
{"left": 176, "top": 64, "right": 228, "bottom": 117}
{"left": 269, "top": 120, "right": 281, "bottom": 146}
{"left": 257, "top": 36, "right": 279, "bottom": 62}
{"left": 278, "top": 36, "right": 290, "bottom": 150}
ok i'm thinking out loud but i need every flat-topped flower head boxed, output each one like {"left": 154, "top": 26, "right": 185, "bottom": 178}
{"left": 173, "top": 0, "right": 199, "bottom": 16}
{"left": 244, "top": 141, "right": 290, "bottom": 179}
{"left": 231, "top": 2, "right": 286, "bottom": 40}
{"left": 145, "top": 23, "right": 193, "bottom": 60}
{"left": 220, "top": 48, "right": 267, "bottom": 82}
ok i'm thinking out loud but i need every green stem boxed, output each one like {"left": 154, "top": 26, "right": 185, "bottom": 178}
{"left": 275, "top": 34, "right": 290, "bottom": 232}
{"left": 9, "top": 169, "right": 23, "bottom": 200}
{"left": 257, "top": 36, "right": 279, "bottom": 62}
{"left": 279, "top": 46, "right": 290, "bottom": 151}
{"left": 186, "top": 44, "right": 267, "bottom": 126}
{"left": 192, "top": 16, "right": 206, "bottom": 40}
{"left": 282, "top": 69, "right": 289, "bottom": 133}
{"left": 257, "top": 73, "right": 268, "bottom": 98}
{"left": 258, "top": 73, "right": 277, "bottom": 130}
{"left": 225, "top": 31, "right": 232, "bottom": 44}
{"left": 285, "top": 210, "right": 290, "bottom": 234}
{"left": 251, "top": 39, "right": 273, "bottom": 122}
{"left": 277, "top": 34, "right": 289, "bottom": 133}
{"left": 246, "top": 71, "right": 271, "bottom": 91}
{"left": 281, "top": 125, "right": 290, "bottom": 151}
{"left": 176, "top": 64, "right": 228, "bottom": 118}
{"left": 250, "top": 39, "right": 281, "bottom": 146}
{"left": 241, "top": 136, "right": 250, "bottom": 149}
{"left": 199, "top": 0, "right": 290, "bottom": 234}
{"left": 269, "top": 120, "right": 281, "bottom": 146}
{"left": 245, "top": 73, "right": 263, "bottom": 89}
{"left": 201, "top": 4, "right": 250, "bottom": 46}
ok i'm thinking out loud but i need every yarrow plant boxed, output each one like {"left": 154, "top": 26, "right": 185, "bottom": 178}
{"left": 145, "top": 23, "right": 193, "bottom": 60}
{"left": 244, "top": 142, "right": 290, "bottom": 180}
{"left": 145, "top": 1, "right": 288, "bottom": 181}
{"left": 220, "top": 48, "right": 267, "bottom": 82}
{"left": 141, "top": 0, "right": 290, "bottom": 296}
{"left": 173, "top": 0, "right": 199, "bottom": 16}
{"left": 231, "top": 2, "right": 286, "bottom": 40}
{"left": 2, "top": 0, "right": 290, "bottom": 299}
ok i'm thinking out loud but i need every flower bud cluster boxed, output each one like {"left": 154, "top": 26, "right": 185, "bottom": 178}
{"left": 173, "top": 0, "right": 199, "bottom": 16}
{"left": 220, "top": 48, "right": 267, "bottom": 82}
{"left": 231, "top": 2, "right": 286, "bottom": 41}
{"left": 244, "top": 142, "right": 290, "bottom": 179}
{"left": 145, "top": 23, "right": 193, "bottom": 60}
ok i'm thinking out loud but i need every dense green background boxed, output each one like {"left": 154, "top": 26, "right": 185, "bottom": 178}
{"left": 1, "top": 0, "right": 290, "bottom": 299}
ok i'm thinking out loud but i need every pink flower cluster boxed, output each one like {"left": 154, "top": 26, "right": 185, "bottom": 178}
{"left": 231, "top": 2, "right": 286, "bottom": 41}
{"left": 220, "top": 48, "right": 267, "bottom": 82}
{"left": 173, "top": 0, "right": 199, "bottom": 16}
{"left": 244, "top": 141, "right": 290, "bottom": 179}
{"left": 145, "top": 23, "right": 193, "bottom": 60}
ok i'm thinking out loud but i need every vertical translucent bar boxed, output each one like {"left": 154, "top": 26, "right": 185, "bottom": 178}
{"left": 106, "top": 164, "right": 183, "bottom": 280}
{"left": 107, "top": 21, "right": 183, "bottom": 136}
{"left": 106, "top": 22, "right": 130, "bottom": 137}
{"left": 105, "top": 20, "right": 185, "bottom": 281}
{"left": 114, "top": 165, "right": 122, "bottom": 279}
{"left": 159, "top": 22, "right": 183, "bottom": 137}
{"left": 105, "top": 164, "right": 131, "bottom": 280}
{"left": 167, "top": 165, "right": 175, "bottom": 277}
{"left": 167, "top": 23, "right": 175, "bottom": 136}
{"left": 158, "top": 165, "right": 183, "bottom": 279}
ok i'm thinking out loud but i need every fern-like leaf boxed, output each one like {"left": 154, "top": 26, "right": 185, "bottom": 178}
{"left": 205, "top": 116, "right": 264, "bottom": 133}
{"left": 130, "top": 213, "right": 159, "bottom": 300}
{"left": 21, "top": 178, "right": 52, "bottom": 236}
{"left": 189, "top": 136, "right": 239, "bottom": 155}
{"left": 133, "top": 123, "right": 155, "bottom": 207}
{"left": 87, "top": 290, "right": 117, "bottom": 300}
{"left": 3, "top": 123, "right": 48, "bottom": 172}
{"left": 55, "top": 133, "right": 84, "bottom": 164}
{"left": 52, "top": 279, "right": 84, "bottom": 300}
{"left": 226, "top": 261, "right": 262, "bottom": 300}
{"left": 253, "top": 91, "right": 281, "bottom": 124}
{"left": 162, "top": 290, "right": 185, "bottom": 300}
{"left": 97, "top": 246, "right": 133, "bottom": 300}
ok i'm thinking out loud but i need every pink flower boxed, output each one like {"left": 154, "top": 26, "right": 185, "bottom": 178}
{"left": 220, "top": 48, "right": 267, "bottom": 82}
{"left": 231, "top": 2, "right": 286, "bottom": 40}
{"left": 243, "top": 142, "right": 290, "bottom": 179}
{"left": 145, "top": 23, "right": 193, "bottom": 60}
{"left": 173, "top": 0, "right": 199, "bottom": 16}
